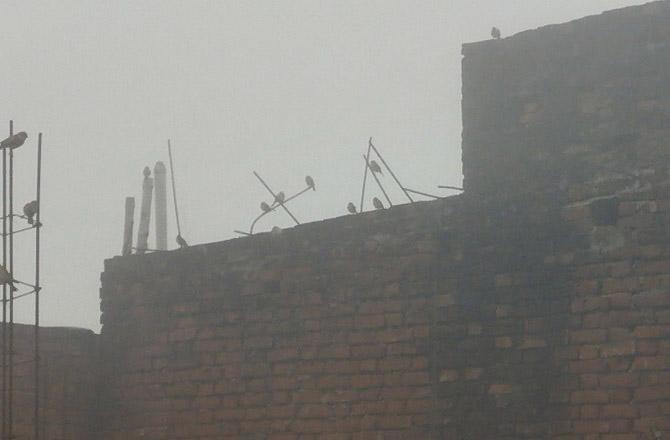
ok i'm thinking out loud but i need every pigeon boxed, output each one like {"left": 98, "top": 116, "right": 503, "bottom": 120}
{"left": 373, "top": 197, "right": 384, "bottom": 210}
{"left": 0, "top": 265, "right": 13, "bottom": 287}
{"left": 0, "top": 132, "right": 28, "bottom": 150}
{"left": 491, "top": 27, "right": 501, "bottom": 40}
{"left": 23, "top": 200, "right": 38, "bottom": 225}
{"left": 260, "top": 201, "right": 272, "bottom": 213}
{"left": 176, "top": 234, "right": 188, "bottom": 248}
{"left": 271, "top": 226, "right": 282, "bottom": 235}
{"left": 369, "top": 160, "right": 383, "bottom": 174}
{"left": 274, "top": 191, "right": 285, "bottom": 205}
{"left": 305, "top": 175, "right": 315, "bottom": 190}
{"left": 347, "top": 202, "right": 357, "bottom": 214}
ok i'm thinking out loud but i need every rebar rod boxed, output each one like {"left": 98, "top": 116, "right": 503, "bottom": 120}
{"left": 363, "top": 155, "right": 392, "bottom": 207}
{"left": 34, "top": 133, "right": 42, "bottom": 440}
{"left": 403, "top": 187, "right": 443, "bottom": 199}
{"left": 167, "top": 140, "right": 182, "bottom": 238}
{"left": 368, "top": 139, "right": 414, "bottom": 203}
{"left": 1, "top": 121, "right": 8, "bottom": 440}
{"left": 252, "top": 171, "right": 300, "bottom": 225}
{"left": 8, "top": 125, "right": 14, "bottom": 438}
{"left": 438, "top": 185, "right": 464, "bottom": 191}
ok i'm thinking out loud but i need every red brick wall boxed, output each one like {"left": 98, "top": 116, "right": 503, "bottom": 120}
{"left": 0, "top": 324, "right": 99, "bottom": 440}
{"left": 99, "top": 182, "right": 670, "bottom": 438}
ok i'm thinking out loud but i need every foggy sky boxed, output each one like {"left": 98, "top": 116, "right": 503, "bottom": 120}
{"left": 1, "top": 0, "right": 645, "bottom": 331}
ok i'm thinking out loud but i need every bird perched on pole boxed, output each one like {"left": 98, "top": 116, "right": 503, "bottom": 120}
{"left": 491, "top": 27, "right": 501, "bottom": 40}
{"left": 274, "top": 191, "right": 285, "bottom": 205}
{"left": 0, "top": 132, "right": 28, "bottom": 150}
{"left": 23, "top": 200, "right": 38, "bottom": 225}
{"left": 305, "top": 175, "right": 315, "bottom": 190}
{"left": 176, "top": 234, "right": 188, "bottom": 248}
{"left": 373, "top": 197, "right": 385, "bottom": 210}
{"left": 369, "top": 160, "right": 383, "bottom": 175}
{"left": 347, "top": 202, "right": 357, "bottom": 214}
{"left": 260, "top": 201, "right": 272, "bottom": 213}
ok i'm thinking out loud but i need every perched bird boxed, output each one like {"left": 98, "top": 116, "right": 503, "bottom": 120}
{"left": 23, "top": 200, "right": 38, "bottom": 225}
{"left": 176, "top": 234, "right": 188, "bottom": 248}
{"left": 373, "top": 197, "right": 385, "bottom": 210}
{"left": 305, "top": 175, "right": 315, "bottom": 190}
{"left": 369, "top": 160, "right": 383, "bottom": 174}
{"left": 271, "top": 226, "right": 282, "bottom": 235}
{"left": 347, "top": 202, "right": 357, "bottom": 214}
{"left": 274, "top": 191, "right": 285, "bottom": 205}
{"left": 0, "top": 132, "right": 28, "bottom": 150}
{"left": 491, "top": 27, "right": 501, "bottom": 40}
{"left": 260, "top": 201, "right": 272, "bottom": 213}
{"left": 0, "top": 264, "right": 13, "bottom": 285}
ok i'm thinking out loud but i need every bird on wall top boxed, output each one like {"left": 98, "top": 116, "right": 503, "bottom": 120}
{"left": 491, "top": 27, "right": 501, "bottom": 40}
{"left": 373, "top": 197, "right": 384, "bottom": 210}
{"left": 176, "top": 234, "right": 188, "bottom": 248}
{"left": 347, "top": 202, "right": 357, "bottom": 214}
{"left": 0, "top": 132, "right": 27, "bottom": 150}
{"left": 23, "top": 200, "right": 38, "bottom": 225}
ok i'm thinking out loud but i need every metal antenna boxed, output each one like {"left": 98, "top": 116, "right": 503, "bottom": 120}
{"left": 359, "top": 138, "right": 373, "bottom": 212}
{"left": 34, "top": 132, "right": 42, "bottom": 440}
{"left": 167, "top": 140, "right": 183, "bottom": 243}
{"left": 8, "top": 120, "right": 14, "bottom": 437}
{"left": 253, "top": 171, "right": 300, "bottom": 225}
{"left": 1, "top": 120, "right": 7, "bottom": 440}
{"left": 368, "top": 139, "right": 414, "bottom": 203}
{"left": 363, "top": 155, "right": 392, "bottom": 207}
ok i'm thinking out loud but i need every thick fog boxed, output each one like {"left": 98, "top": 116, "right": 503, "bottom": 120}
{"left": 0, "top": 0, "right": 643, "bottom": 331}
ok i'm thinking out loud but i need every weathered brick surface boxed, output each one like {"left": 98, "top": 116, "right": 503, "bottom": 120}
{"left": 0, "top": 324, "right": 99, "bottom": 440}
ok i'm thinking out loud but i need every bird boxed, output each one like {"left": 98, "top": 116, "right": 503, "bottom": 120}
{"left": 0, "top": 264, "right": 15, "bottom": 290}
{"left": 274, "top": 191, "right": 285, "bottom": 205}
{"left": 23, "top": 200, "right": 38, "bottom": 225}
{"left": 373, "top": 197, "right": 385, "bottom": 210}
{"left": 0, "top": 132, "right": 28, "bottom": 150}
{"left": 305, "top": 175, "right": 315, "bottom": 190}
{"left": 260, "top": 201, "right": 272, "bottom": 213}
{"left": 369, "top": 160, "right": 383, "bottom": 174}
{"left": 491, "top": 27, "right": 501, "bottom": 40}
{"left": 347, "top": 202, "right": 357, "bottom": 214}
{"left": 271, "top": 226, "right": 282, "bottom": 235}
{"left": 176, "top": 234, "right": 188, "bottom": 248}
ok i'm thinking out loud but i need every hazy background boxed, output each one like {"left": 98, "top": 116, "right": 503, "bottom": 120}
{"left": 0, "top": 0, "right": 644, "bottom": 331}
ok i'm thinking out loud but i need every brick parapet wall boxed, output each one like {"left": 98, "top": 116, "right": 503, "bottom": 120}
{"left": 98, "top": 178, "right": 670, "bottom": 438}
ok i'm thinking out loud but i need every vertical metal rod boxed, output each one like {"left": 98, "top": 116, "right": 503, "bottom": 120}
{"left": 34, "top": 133, "right": 42, "bottom": 440}
{"left": 153, "top": 162, "right": 168, "bottom": 251}
{"left": 368, "top": 140, "right": 414, "bottom": 203}
{"left": 359, "top": 138, "right": 373, "bottom": 212}
{"left": 7, "top": 123, "right": 14, "bottom": 439}
{"left": 167, "top": 140, "right": 182, "bottom": 238}
{"left": 252, "top": 171, "right": 300, "bottom": 225}
{"left": 1, "top": 120, "right": 8, "bottom": 440}
{"left": 363, "top": 155, "right": 393, "bottom": 206}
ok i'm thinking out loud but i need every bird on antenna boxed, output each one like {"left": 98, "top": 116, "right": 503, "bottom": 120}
{"left": 347, "top": 202, "right": 357, "bottom": 214}
{"left": 274, "top": 191, "right": 286, "bottom": 205}
{"left": 260, "top": 201, "right": 272, "bottom": 213}
{"left": 0, "top": 132, "right": 27, "bottom": 150}
{"left": 305, "top": 175, "right": 315, "bottom": 190}
{"left": 23, "top": 200, "right": 38, "bottom": 225}
{"left": 373, "top": 197, "right": 385, "bottom": 210}
{"left": 491, "top": 27, "right": 501, "bottom": 40}
{"left": 369, "top": 160, "right": 383, "bottom": 175}
{"left": 176, "top": 234, "right": 188, "bottom": 248}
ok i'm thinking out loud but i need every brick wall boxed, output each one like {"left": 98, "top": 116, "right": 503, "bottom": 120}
{"left": 0, "top": 324, "right": 99, "bottom": 440}
{"left": 98, "top": 181, "right": 670, "bottom": 439}
{"left": 462, "top": 0, "right": 670, "bottom": 198}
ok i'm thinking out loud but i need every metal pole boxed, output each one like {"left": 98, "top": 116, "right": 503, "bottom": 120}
{"left": 153, "top": 162, "right": 168, "bottom": 250}
{"left": 34, "top": 133, "right": 42, "bottom": 440}
{"left": 404, "top": 187, "right": 443, "bottom": 199}
{"left": 363, "top": 155, "right": 392, "bottom": 207}
{"left": 167, "top": 140, "right": 182, "bottom": 238}
{"left": 252, "top": 171, "right": 300, "bottom": 225}
{"left": 8, "top": 123, "right": 14, "bottom": 439}
{"left": 359, "top": 138, "right": 373, "bottom": 212}
{"left": 368, "top": 139, "right": 414, "bottom": 203}
{"left": 1, "top": 120, "right": 8, "bottom": 440}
